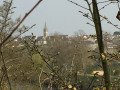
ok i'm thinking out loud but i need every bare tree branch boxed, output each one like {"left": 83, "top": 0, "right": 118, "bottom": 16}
{"left": 0, "top": 0, "right": 43, "bottom": 47}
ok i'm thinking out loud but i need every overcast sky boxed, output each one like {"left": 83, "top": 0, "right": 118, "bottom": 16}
{"left": 1, "top": 0, "right": 120, "bottom": 36}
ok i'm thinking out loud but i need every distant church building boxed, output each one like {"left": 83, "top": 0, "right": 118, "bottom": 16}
{"left": 36, "top": 23, "right": 70, "bottom": 45}
{"left": 36, "top": 23, "right": 49, "bottom": 45}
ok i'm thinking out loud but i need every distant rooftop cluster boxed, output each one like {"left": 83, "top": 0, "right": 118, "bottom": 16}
{"left": 113, "top": 31, "right": 120, "bottom": 36}
{"left": 14, "top": 23, "right": 71, "bottom": 45}
{"left": 12, "top": 23, "right": 120, "bottom": 53}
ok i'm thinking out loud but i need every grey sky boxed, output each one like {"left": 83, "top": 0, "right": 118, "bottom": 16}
{"left": 1, "top": 0, "right": 120, "bottom": 36}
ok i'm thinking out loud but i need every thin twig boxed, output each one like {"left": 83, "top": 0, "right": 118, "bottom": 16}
{"left": 100, "top": 15, "right": 120, "bottom": 30}
{"left": 87, "top": 73, "right": 97, "bottom": 90}
{"left": 67, "top": 0, "right": 89, "bottom": 10}
{"left": 97, "top": 0, "right": 111, "bottom": 4}
{"left": 85, "top": 0, "right": 94, "bottom": 19}
{"left": 99, "top": 2, "right": 112, "bottom": 11}
{"left": 0, "top": 47, "right": 11, "bottom": 90}
{"left": 6, "top": 24, "right": 36, "bottom": 44}
{"left": 39, "top": 68, "right": 43, "bottom": 90}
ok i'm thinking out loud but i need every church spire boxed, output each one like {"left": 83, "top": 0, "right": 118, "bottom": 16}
{"left": 44, "top": 23, "right": 48, "bottom": 37}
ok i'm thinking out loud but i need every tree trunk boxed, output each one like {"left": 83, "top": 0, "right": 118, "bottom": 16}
{"left": 92, "top": 0, "right": 111, "bottom": 89}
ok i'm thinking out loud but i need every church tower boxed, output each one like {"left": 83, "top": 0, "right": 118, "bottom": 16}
{"left": 44, "top": 23, "right": 48, "bottom": 37}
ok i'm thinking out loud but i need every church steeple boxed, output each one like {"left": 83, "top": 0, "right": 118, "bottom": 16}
{"left": 44, "top": 23, "right": 48, "bottom": 37}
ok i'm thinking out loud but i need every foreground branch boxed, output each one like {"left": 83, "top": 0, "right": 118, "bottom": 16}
{"left": 0, "top": 0, "right": 43, "bottom": 47}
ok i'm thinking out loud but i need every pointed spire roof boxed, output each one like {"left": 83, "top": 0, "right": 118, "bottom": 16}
{"left": 44, "top": 23, "right": 48, "bottom": 32}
